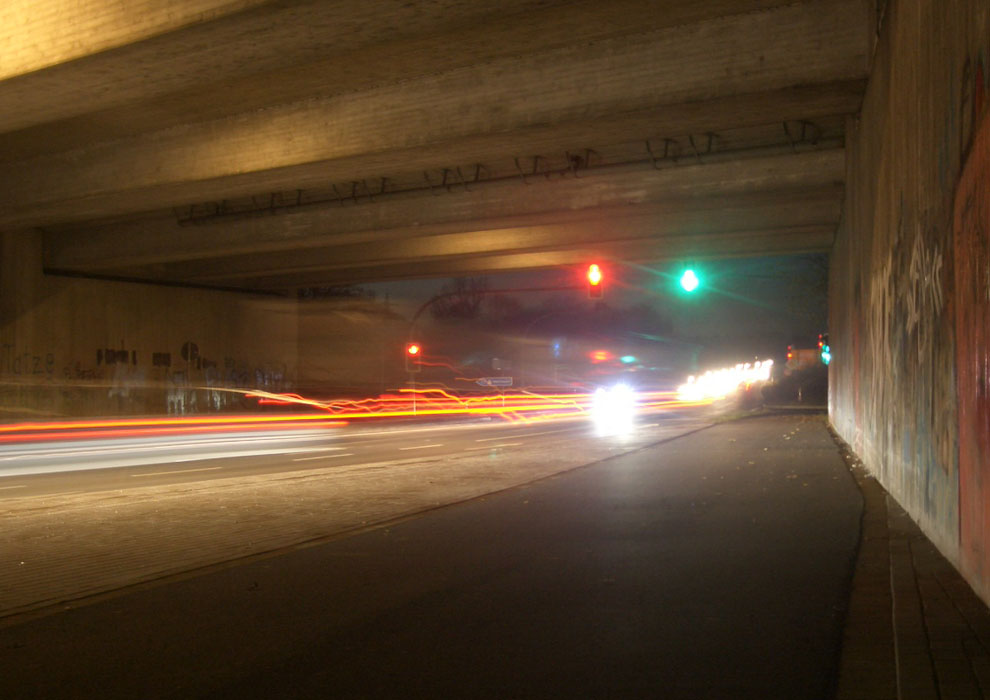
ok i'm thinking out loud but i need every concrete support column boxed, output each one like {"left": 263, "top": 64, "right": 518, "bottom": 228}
{"left": 0, "top": 229, "right": 61, "bottom": 417}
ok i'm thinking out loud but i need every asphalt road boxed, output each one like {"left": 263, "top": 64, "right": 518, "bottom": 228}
{"left": 0, "top": 414, "right": 861, "bottom": 699}
{"left": 0, "top": 416, "right": 683, "bottom": 498}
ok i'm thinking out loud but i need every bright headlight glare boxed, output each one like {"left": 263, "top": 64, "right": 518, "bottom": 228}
{"left": 590, "top": 384, "right": 637, "bottom": 436}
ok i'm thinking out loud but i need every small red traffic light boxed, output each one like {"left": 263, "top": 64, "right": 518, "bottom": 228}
{"left": 589, "top": 349, "right": 612, "bottom": 363}
{"left": 405, "top": 343, "right": 422, "bottom": 372}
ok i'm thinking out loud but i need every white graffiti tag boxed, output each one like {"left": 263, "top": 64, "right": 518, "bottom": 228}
{"left": 905, "top": 234, "right": 944, "bottom": 364}
{"left": 868, "top": 253, "right": 895, "bottom": 410}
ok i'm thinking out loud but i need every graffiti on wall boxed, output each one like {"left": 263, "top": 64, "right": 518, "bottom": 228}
{"left": 0, "top": 344, "right": 56, "bottom": 378}
{"left": 163, "top": 341, "right": 288, "bottom": 415}
{"left": 954, "top": 105, "right": 990, "bottom": 590}
{"left": 3, "top": 336, "right": 292, "bottom": 415}
{"left": 864, "top": 185, "right": 956, "bottom": 538}
{"left": 97, "top": 348, "right": 136, "bottom": 366}
{"left": 906, "top": 234, "right": 945, "bottom": 362}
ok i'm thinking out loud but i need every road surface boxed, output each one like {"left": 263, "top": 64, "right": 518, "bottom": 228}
{"left": 0, "top": 413, "right": 703, "bottom": 498}
{"left": 0, "top": 414, "right": 861, "bottom": 699}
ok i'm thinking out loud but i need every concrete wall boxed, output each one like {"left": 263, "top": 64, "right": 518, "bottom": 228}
{"left": 830, "top": 0, "right": 990, "bottom": 602}
{"left": 0, "top": 229, "right": 299, "bottom": 417}
{"left": 295, "top": 298, "right": 408, "bottom": 396}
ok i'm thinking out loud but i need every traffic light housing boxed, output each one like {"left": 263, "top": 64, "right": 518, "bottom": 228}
{"left": 587, "top": 264, "right": 603, "bottom": 298}
{"left": 820, "top": 333, "right": 831, "bottom": 365}
{"left": 405, "top": 342, "right": 422, "bottom": 372}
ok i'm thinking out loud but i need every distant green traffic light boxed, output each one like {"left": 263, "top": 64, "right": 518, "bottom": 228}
{"left": 620, "top": 355, "right": 637, "bottom": 364}
{"left": 679, "top": 269, "right": 700, "bottom": 292}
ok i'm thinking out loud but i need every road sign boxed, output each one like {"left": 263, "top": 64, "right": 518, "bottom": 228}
{"left": 476, "top": 376, "right": 513, "bottom": 387}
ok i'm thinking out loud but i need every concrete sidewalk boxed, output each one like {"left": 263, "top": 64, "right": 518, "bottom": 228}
{"left": 835, "top": 435, "right": 990, "bottom": 700}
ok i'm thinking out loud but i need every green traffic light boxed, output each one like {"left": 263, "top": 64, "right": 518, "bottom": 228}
{"left": 680, "top": 269, "right": 700, "bottom": 292}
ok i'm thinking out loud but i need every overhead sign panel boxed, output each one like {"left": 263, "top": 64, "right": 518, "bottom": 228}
{"left": 476, "top": 377, "right": 513, "bottom": 387}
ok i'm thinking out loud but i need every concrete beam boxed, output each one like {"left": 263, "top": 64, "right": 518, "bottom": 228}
{"left": 0, "top": 0, "right": 267, "bottom": 82}
{"left": 0, "top": 0, "right": 795, "bottom": 159}
{"left": 97, "top": 187, "right": 841, "bottom": 284}
{"left": 44, "top": 148, "right": 846, "bottom": 271}
{"left": 0, "top": 0, "right": 561, "bottom": 134}
{"left": 1, "top": 0, "right": 869, "bottom": 227}
{"left": 223, "top": 226, "right": 837, "bottom": 289}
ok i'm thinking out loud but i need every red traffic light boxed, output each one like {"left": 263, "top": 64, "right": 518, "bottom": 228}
{"left": 587, "top": 264, "right": 603, "bottom": 286}
{"left": 586, "top": 264, "right": 604, "bottom": 298}
{"left": 405, "top": 342, "right": 422, "bottom": 372}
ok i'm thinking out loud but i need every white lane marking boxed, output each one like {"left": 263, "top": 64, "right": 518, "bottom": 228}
{"left": 130, "top": 466, "right": 224, "bottom": 478}
{"left": 0, "top": 446, "right": 350, "bottom": 478}
{"left": 642, "top": 423, "right": 660, "bottom": 428}
{"left": 0, "top": 433, "right": 334, "bottom": 460}
{"left": 292, "top": 453, "right": 355, "bottom": 462}
{"left": 463, "top": 442, "right": 523, "bottom": 451}
{"left": 0, "top": 484, "right": 27, "bottom": 490}
{"left": 474, "top": 427, "right": 577, "bottom": 442}
{"left": 399, "top": 444, "right": 444, "bottom": 451}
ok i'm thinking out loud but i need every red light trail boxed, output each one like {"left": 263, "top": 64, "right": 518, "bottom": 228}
{"left": 0, "top": 386, "right": 711, "bottom": 446}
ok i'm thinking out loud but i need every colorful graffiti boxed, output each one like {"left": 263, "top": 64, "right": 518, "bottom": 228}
{"left": 954, "top": 106, "right": 990, "bottom": 592}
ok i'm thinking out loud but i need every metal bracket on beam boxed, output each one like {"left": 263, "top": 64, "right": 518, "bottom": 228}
{"left": 783, "top": 120, "right": 822, "bottom": 150}
{"left": 426, "top": 165, "right": 485, "bottom": 195}
{"left": 514, "top": 156, "right": 549, "bottom": 185}
{"left": 645, "top": 139, "right": 680, "bottom": 169}
{"left": 347, "top": 180, "right": 376, "bottom": 204}
{"left": 472, "top": 163, "right": 491, "bottom": 186}
{"left": 439, "top": 167, "right": 469, "bottom": 193}
{"left": 454, "top": 167, "right": 471, "bottom": 192}
{"left": 565, "top": 148, "right": 599, "bottom": 178}
{"left": 423, "top": 170, "right": 440, "bottom": 196}
{"left": 173, "top": 205, "right": 195, "bottom": 224}
{"left": 688, "top": 132, "right": 718, "bottom": 162}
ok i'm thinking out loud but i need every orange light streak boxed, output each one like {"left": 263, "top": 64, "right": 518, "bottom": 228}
{"left": 0, "top": 387, "right": 707, "bottom": 446}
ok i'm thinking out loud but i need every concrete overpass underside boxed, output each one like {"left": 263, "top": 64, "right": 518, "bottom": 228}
{"left": 6, "top": 0, "right": 990, "bottom": 615}
{"left": 1, "top": 0, "right": 870, "bottom": 290}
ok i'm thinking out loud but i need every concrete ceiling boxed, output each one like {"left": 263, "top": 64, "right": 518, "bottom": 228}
{"left": 0, "top": 0, "right": 872, "bottom": 291}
